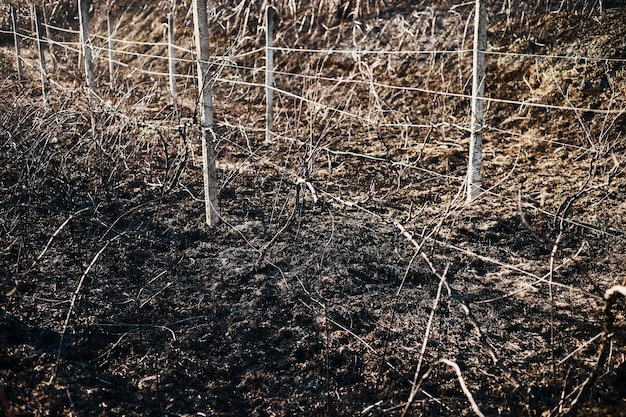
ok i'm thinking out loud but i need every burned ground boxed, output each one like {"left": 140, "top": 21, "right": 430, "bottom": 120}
{"left": 1, "top": 1, "right": 626, "bottom": 416}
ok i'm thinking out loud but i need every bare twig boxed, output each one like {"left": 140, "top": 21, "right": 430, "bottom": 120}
{"left": 48, "top": 233, "right": 124, "bottom": 411}
{"left": 518, "top": 189, "right": 552, "bottom": 250}
{"left": 28, "top": 207, "right": 90, "bottom": 273}
{"left": 402, "top": 257, "right": 449, "bottom": 417}
{"left": 549, "top": 231, "right": 564, "bottom": 381}
{"left": 440, "top": 358, "right": 486, "bottom": 417}
{"left": 404, "top": 358, "right": 486, "bottom": 417}
{"left": 474, "top": 240, "right": 593, "bottom": 304}
{"left": 559, "top": 285, "right": 626, "bottom": 416}
{"left": 557, "top": 332, "right": 603, "bottom": 366}
{"left": 457, "top": 300, "right": 523, "bottom": 391}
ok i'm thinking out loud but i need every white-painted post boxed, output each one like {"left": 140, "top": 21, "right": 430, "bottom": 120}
{"left": 34, "top": 5, "right": 50, "bottom": 110}
{"left": 42, "top": 6, "right": 57, "bottom": 71}
{"left": 107, "top": 10, "right": 115, "bottom": 88}
{"left": 77, "top": 25, "right": 83, "bottom": 67}
{"left": 30, "top": 3, "right": 36, "bottom": 36}
{"left": 193, "top": 0, "right": 220, "bottom": 226}
{"left": 11, "top": 5, "right": 23, "bottom": 82}
{"left": 265, "top": 6, "right": 277, "bottom": 142}
{"left": 167, "top": 12, "right": 177, "bottom": 98}
{"left": 79, "top": 0, "right": 97, "bottom": 111}
{"left": 467, "top": 0, "right": 487, "bottom": 201}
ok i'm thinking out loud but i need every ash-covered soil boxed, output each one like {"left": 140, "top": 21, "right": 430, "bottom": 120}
{"left": 1, "top": 1, "right": 626, "bottom": 416}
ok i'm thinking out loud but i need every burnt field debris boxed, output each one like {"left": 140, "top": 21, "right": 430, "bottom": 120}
{"left": 1, "top": 1, "right": 626, "bottom": 416}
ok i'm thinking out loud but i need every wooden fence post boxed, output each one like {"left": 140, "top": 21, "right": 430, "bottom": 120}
{"left": 78, "top": 0, "right": 97, "bottom": 111}
{"left": 193, "top": 0, "right": 220, "bottom": 226}
{"left": 467, "top": 0, "right": 487, "bottom": 201}
{"left": 265, "top": 6, "right": 277, "bottom": 142}
{"left": 11, "top": 5, "right": 23, "bottom": 82}
{"left": 42, "top": 6, "right": 57, "bottom": 71}
{"left": 78, "top": 26, "right": 83, "bottom": 67}
{"left": 34, "top": 5, "right": 50, "bottom": 110}
{"left": 167, "top": 11, "right": 176, "bottom": 98}
{"left": 107, "top": 10, "right": 115, "bottom": 88}
{"left": 30, "top": 3, "right": 36, "bottom": 35}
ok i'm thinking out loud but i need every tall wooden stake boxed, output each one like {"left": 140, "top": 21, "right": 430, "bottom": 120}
{"left": 167, "top": 12, "right": 177, "bottom": 99}
{"left": 34, "top": 5, "right": 50, "bottom": 110}
{"left": 42, "top": 6, "right": 57, "bottom": 71}
{"left": 193, "top": 0, "right": 220, "bottom": 226}
{"left": 30, "top": 3, "right": 36, "bottom": 35}
{"left": 11, "top": 5, "right": 23, "bottom": 82}
{"left": 265, "top": 6, "right": 277, "bottom": 142}
{"left": 79, "top": 0, "right": 97, "bottom": 111}
{"left": 467, "top": 0, "right": 487, "bottom": 201}
{"left": 77, "top": 23, "right": 83, "bottom": 67}
{"left": 107, "top": 10, "right": 115, "bottom": 88}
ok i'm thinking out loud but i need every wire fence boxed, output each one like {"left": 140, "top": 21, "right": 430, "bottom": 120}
{"left": 2, "top": 2, "right": 625, "bottom": 237}
{"left": 4, "top": 6, "right": 625, "bottom": 110}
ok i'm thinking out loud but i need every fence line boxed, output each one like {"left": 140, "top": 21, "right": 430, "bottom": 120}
{"left": 90, "top": 44, "right": 261, "bottom": 66}
{"left": 270, "top": 46, "right": 474, "bottom": 55}
{"left": 265, "top": 67, "right": 625, "bottom": 115}
{"left": 5, "top": 32, "right": 624, "bottom": 117}
{"left": 41, "top": 23, "right": 80, "bottom": 35}
{"left": 90, "top": 32, "right": 266, "bottom": 61}
{"left": 269, "top": 46, "right": 626, "bottom": 63}
{"left": 46, "top": 39, "right": 82, "bottom": 49}
{"left": 487, "top": 50, "right": 626, "bottom": 63}
{"left": 3, "top": 3, "right": 625, "bottom": 228}
{"left": 4, "top": 43, "right": 623, "bottom": 139}
{"left": 14, "top": 43, "right": 602, "bottom": 155}
{"left": 486, "top": 126, "right": 590, "bottom": 152}
{"left": 5, "top": 23, "right": 625, "bottom": 64}
{"left": 199, "top": 61, "right": 626, "bottom": 116}
{"left": 207, "top": 53, "right": 626, "bottom": 116}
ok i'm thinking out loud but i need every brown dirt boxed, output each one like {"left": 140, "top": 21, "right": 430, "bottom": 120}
{"left": 1, "top": 1, "right": 626, "bottom": 416}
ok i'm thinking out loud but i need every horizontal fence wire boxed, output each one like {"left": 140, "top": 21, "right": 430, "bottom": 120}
{"left": 4, "top": 21, "right": 624, "bottom": 115}
{"left": 90, "top": 44, "right": 257, "bottom": 65}
{"left": 10, "top": 18, "right": 626, "bottom": 62}
{"left": 42, "top": 23, "right": 80, "bottom": 35}
{"left": 487, "top": 50, "right": 626, "bottom": 62}
{"left": 269, "top": 45, "right": 626, "bottom": 63}
{"left": 269, "top": 46, "right": 474, "bottom": 55}
{"left": 214, "top": 61, "right": 625, "bottom": 115}
{"left": 4, "top": 8, "right": 625, "bottom": 164}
